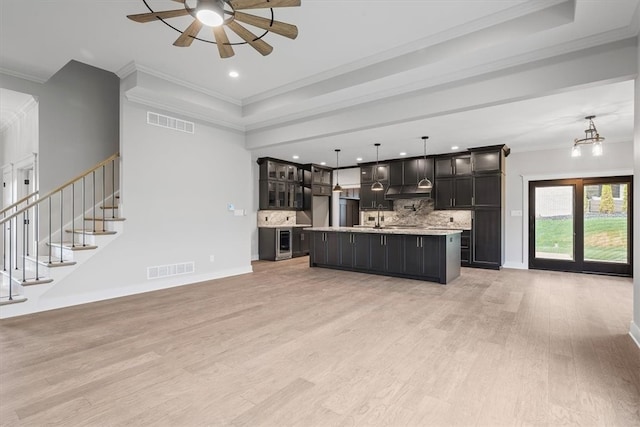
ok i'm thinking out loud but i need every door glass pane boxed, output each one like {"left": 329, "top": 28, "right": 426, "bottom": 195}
{"left": 584, "top": 183, "right": 628, "bottom": 263}
{"left": 535, "top": 186, "right": 574, "bottom": 260}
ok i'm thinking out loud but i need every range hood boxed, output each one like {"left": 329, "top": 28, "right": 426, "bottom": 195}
{"left": 384, "top": 184, "right": 432, "bottom": 199}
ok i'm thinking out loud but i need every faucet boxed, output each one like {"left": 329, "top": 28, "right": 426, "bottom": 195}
{"left": 374, "top": 204, "right": 383, "bottom": 228}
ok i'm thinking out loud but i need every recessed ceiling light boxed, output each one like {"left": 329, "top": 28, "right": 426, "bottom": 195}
{"left": 399, "top": 152, "right": 407, "bottom": 156}
{"left": 229, "top": 71, "right": 239, "bottom": 78}
{"left": 356, "top": 157, "right": 363, "bottom": 161}
{"left": 292, "top": 155, "right": 299, "bottom": 159}
{"left": 320, "top": 161, "right": 326, "bottom": 165}
{"left": 451, "top": 146, "right": 459, "bottom": 150}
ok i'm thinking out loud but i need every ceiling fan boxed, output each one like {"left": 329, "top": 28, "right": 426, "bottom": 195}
{"left": 127, "top": 0, "right": 300, "bottom": 58}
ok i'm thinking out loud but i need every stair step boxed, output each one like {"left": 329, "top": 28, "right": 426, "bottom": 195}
{"left": 0, "top": 296, "right": 28, "bottom": 306}
{"left": 27, "top": 256, "right": 76, "bottom": 268}
{"left": 100, "top": 205, "right": 118, "bottom": 209}
{"left": 65, "top": 229, "right": 117, "bottom": 236}
{"left": 1, "top": 271, "right": 53, "bottom": 286}
{"left": 21, "top": 277, "right": 54, "bottom": 286}
{"left": 84, "top": 217, "right": 126, "bottom": 222}
{"left": 47, "top": 242, "right": 98, "bottom": 251}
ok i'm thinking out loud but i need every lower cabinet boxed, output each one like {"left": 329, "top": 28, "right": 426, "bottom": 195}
{"left": 460, "top": 230, "right": 471, "bottom": 266}
{"left": 312, "top": 231, "right": 339, "bottom": 265}
{"left": 310, "top": 231, "right": 460, "bottom": 284}
{"left": 292, "top": 228, "right": 309, "bottom": 257}
{"left": 472, "top": 208, "right": 502, "bottom": 268}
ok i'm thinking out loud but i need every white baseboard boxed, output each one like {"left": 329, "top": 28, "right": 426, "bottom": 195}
{"left": 0, "top": 265, "right": 254, "bottom": 319}
{"left": 630, "top": 321, "right": 640, "bottom": 349}
{"left": 251, "top": 253, "right": 259, "bottom": 261}
{"left": 502, "top": 262, "right": 528, "bottom": 270}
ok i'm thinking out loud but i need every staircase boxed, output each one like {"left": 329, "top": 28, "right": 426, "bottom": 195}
{"left": 0, "top": 153, "right": 123, "bottom": 312}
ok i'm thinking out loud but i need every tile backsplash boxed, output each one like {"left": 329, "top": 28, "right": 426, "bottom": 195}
{"left": 360, "top": 198, "right": 472, "bottom": 229}
{"left": 257, "top": 210, "right": 297, "bottom": 226}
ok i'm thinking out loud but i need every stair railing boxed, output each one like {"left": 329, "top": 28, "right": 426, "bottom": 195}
{"left": 0, "top": 153, "right": 120, "bottom": 302}
{"left": 2, "top": 191, "right": 39, "bottom": 273}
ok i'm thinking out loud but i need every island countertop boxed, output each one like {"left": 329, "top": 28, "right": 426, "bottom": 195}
{"left": 304, "top": 226, "right": 462, "bottom": 236}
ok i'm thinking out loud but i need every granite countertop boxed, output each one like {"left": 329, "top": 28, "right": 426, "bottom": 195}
{"left": 304, "top": 226, "right": 462, "bottom": 236}
{"left": 258, "top": 224, "right": 312, "bottom": 228}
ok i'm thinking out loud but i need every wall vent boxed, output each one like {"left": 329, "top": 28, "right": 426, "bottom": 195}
{"left": 147, "top": 261, "right": 195, "bottom": 280}
{"left": 147, "top": 112, "right": 195, "bottom": 134}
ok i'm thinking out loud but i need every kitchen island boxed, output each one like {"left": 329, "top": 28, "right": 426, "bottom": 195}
{"left": 306, "top": 227, "right": 461, "bottom": 284}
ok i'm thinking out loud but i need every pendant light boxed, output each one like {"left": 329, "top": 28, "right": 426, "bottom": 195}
{"left": 571, "top": 115, "right": 605, "bottom": 157}
{"left": 417, "top": 136, "right": 433, "bottom": 190}
{"left": 371, "top": 143, "right": 384, "bottom": 191}
{"left": 332, "top": 149, "right": 343, "bottom": 193}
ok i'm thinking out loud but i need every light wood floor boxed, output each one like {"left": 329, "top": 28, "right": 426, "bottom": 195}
{"left": 1, "top": 258, "right": 639, "bottom": 426}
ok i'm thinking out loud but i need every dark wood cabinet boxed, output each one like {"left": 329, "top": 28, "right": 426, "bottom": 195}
{"left": 471, "top": 149, "right": 503, "bottom": 173}
{"left": 339, "top": 199, "right": 360, "bottom": 227}
{"left": 359, "top": 184, "right": 392, "bottom": 211}
{"left": 258, "top": 158, "right": 305, "bottom": 210}
{"left": 312, "top": 231, "right": 339, "bottom": 266}
{"left": 435, "top": 154, "right": 471, "bottom": 177}
{"left": 292, "top": 228, "right": 309, "bottom": 257}
{"left": 310, "top": 230, "right": 461, "bottom": 284}
{"left": 460, "top": 230, "right": 471, "bottom": 266}
{"left": 361, "top": 164, "right": 389, "bottom": 183}
{"left": 473, "top": 174, "right": 501, "bottom": 207}
{"left": 434, "top": 177, "right": 472, "bottom": 209}
{"left": 339, "top": 233, "right": 370, "bottom": 269}
{"left": 472, "top": 209, "right": 502, "bottom": 267}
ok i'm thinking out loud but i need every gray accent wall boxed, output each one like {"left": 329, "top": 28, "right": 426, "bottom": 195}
{"left": 0, "top": 60, "right": 119, "bottom": 194}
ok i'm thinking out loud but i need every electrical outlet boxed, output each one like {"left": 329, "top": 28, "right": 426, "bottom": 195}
{"left": 450, "top": 217, "right": 454, "bottom": 222}
{"left": 368, "top": 216, "right": 375, "bottom": 221}
{"left": 381, "top": 216, "right": 384, "bottom": 221}
{"left": 265, "top": 217, "right": 268, "bottom": 221}
{"left": 210, "top": 255, "right": 215, "bottom": 262}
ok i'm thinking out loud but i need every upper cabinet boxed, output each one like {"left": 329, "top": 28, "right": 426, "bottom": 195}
{"left": 360, "top": 164, "right": 389, "bottom": 183}
{"left": 435, "top": 154, "right": 472, "bottom": 177}
{"left": 258, "top": 158, "right": 306, "bottom": 210}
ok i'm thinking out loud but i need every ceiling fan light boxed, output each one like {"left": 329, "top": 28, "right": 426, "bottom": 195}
{"left": 197, "top": 8, "right": 224, "bottom": 26}
{"left": 417, "top": 178, "right": 433, "bottom": 190}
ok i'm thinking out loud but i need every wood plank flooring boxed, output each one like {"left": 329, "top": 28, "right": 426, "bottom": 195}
{"left": 1, "top": 258, "right": 639, "bottom": 426}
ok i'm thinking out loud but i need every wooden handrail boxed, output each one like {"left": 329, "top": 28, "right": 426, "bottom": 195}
{"left": 0, "top": 153, "right": 119, "bottom": 226}
{"left": 0, "top": 191, "right": 39, "bottom": 217}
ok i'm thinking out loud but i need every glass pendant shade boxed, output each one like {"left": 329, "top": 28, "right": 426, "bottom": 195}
{"left": 571, "top": 144, "right": 582, "bottom": 157}
{"left": 592, "top": 140, "right": 603, "bottom": 156}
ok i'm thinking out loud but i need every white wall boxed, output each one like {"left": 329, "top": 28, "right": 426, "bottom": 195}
{"left": 632, "top": 35, "right": 640, "bottom": 347}
{"left": 504, "top": 141, "right": 635, "bottom": 269}
{"left": 34, "top": 98, "right": 253, "bottom": 308}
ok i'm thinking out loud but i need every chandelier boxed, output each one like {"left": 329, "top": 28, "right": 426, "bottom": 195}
{"left": 571, "top": 115, "right": 604, "bottom": 157}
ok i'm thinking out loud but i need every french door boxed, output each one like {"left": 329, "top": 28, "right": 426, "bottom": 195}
{"left": 529, "top": 176, "right": 633, "bottom": 276}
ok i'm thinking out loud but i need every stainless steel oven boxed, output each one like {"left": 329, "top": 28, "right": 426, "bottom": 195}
{"left": 276, "top": 227, "right": 292, "bottom": 260}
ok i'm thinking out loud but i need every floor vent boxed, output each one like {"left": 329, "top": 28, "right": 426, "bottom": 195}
{"left": 147, "top": 112, "right": 195, "bottom": 134}
{"left": 147, "top": 261, "right": 195, "bottom": 280}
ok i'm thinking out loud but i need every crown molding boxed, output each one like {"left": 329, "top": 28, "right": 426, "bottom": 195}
{"left": 243, "top": 0, "right": 575, "bottom": 106}
{"left": 0, "top": 67, "right": 47, "bottom": 84}
{"left": 116, "top": 61, "right": 241, "bottom": 107}
{"left": 244, "top": 36, "right": 637, "bottom": 132}
{"left": 0, "top": 96, "right": 38, "bottom": 133}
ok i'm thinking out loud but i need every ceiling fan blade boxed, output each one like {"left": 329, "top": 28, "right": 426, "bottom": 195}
{"left": 230, "top": 0, "right": 301, "bottom": 10}
{"left": 226, "top": 21, "right": 273, "bottom": 56}
{"left": 127, "top": 9, "right": 190, "bottom": 23}
{"left": 213, "top": 26, "right": 235, "bottom": 58}
{"left": 233, "top": 11, "right": 298, "bottom": 39}
{"left": 173, "top": 19, "right": 204, "bottom": 47}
